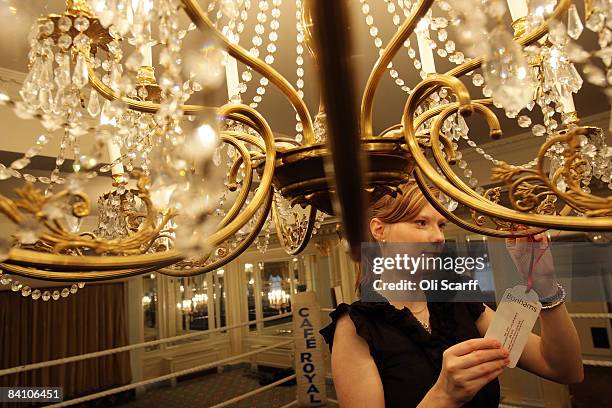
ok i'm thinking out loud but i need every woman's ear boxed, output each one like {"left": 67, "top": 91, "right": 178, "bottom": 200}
{"left": 370, "top": 217, "right": 386, "bottom": 242}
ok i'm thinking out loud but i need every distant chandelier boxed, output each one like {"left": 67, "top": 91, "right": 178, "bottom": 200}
{"left": 0, "top": 0, "right": 610, "bottom": 299}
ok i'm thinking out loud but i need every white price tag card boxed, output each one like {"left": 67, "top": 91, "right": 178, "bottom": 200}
{"left": 484, "top": 285, "right": 541, "bottom": 368}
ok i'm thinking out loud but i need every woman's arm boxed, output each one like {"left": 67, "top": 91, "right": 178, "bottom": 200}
{"left": 487, "top": 232, "right": 584, "bottom": 384}
{"left": 331, "top": 314, "right": 385, "bottom": 407}
{"left": 475, "top": 304, "right": 584, "bottom": 384}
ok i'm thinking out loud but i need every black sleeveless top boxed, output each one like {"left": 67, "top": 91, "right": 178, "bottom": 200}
{"left": 319, "top": 296, "right": 500, "bottom": 407}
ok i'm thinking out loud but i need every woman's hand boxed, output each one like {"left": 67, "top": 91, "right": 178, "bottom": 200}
{"left": 506, "top": 232, "right": 557, "bottom": 298}
{"left": 430, "top": 338, "right": 509, "bottom": 407}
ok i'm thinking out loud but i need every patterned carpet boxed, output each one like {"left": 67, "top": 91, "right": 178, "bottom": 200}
{"left": 116, "top": 366, "right": 337, "bottom": 408}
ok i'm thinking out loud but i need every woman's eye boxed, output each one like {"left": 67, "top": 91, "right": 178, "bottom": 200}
{"left": 439, "top": 223, "right": 447, "bottom": 229}
{"left": 414, "top": 220, "right": 427, "bottom": 227}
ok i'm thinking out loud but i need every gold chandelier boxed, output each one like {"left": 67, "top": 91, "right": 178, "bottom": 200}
{"left": 0, "top": 0, "right": 610, "bottom": 298}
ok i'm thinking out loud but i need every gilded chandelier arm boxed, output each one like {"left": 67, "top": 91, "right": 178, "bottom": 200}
{"left": 216, "top": 132, "right": 255, "bottom": 229}
{"left": 402, "top": 74, "right": 612, "bottom": 231}
{"left": 425, "top": 100, "right": 553, "bottom": 237}
{"left": 0, "top": 263, "right": 165, "bottom": 282}
{"left": 157, "top": 187, "right": 274, "bottom": 277}
{"left": 207, "top": 104, "right": 276, "bottom": 244}
{"left": 361, "top": 0, "right": 434, "bottom": 138}
{"left": 180, "top": 0, "right": 315, "bottom": 144}
{"left": 413, "top": 170, "right": 547, "bottom": 238}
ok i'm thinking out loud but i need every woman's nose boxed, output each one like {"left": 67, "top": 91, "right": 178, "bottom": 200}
{"left": 430, "top": 227, "right": 445, "bottom": 244}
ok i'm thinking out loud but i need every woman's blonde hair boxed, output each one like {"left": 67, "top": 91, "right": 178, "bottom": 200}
{"left": 355, "top": 180, "right": 438, "bottom": 295}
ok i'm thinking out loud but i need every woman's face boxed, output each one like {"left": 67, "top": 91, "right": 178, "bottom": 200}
{"left": 374, "top": 202, "right": 447, "bottom": 244}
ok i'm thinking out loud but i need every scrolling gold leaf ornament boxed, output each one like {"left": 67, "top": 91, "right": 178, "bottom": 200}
{"left": 0, "top": 172, "right": 175, "bottom": 255}
{"left": 492, "top": 126, "right": 612, "bottom": 218}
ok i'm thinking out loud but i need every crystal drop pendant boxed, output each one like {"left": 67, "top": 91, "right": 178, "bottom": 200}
{"left": 87, "top": 89, "right": 101, "bottom": 117}
{"left": 567, "top": 4, "right": 583, "bottom": 40}
{"left": 483, "top": 27, "right": 535, "bottom": 115}
{"left": 72, "top": 53, "right": 89, "bottom": 88}
{"left": 38, "top": 87, "right": 53, "bottom": 113}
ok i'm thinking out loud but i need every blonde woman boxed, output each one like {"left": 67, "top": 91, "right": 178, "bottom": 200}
{"left": 320, "top": 182, "right": 583, "bottom": 407}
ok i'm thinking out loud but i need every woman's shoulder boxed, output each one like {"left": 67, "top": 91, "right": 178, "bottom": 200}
{"left": 319, "top": 300, "right": 389, "bottom": 355}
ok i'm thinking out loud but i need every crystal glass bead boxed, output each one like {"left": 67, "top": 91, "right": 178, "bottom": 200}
{"left": 31, "top": 289, "right": 41, "bottom": 300}
{"left": 472, "top": 74, "right": 484, "bottom": 86}
{"left": 42, "top": 291, "right": 51, "bottom": 301}
{"left": 532, "top": 124, "right": 546, "bottom": 136}
{"left": 517, "top": 115, "right": 532, "bottom": 127}
{"left": 57, "top": 34, "right": 72, "bottom": 50}
{"left": 11, "top": 157, "right": 30, "bottom": 170}
{"left": 57, "top": 16, "right": 72, "bottom": 32}
{"left": 73, "top": 33, "right": 90, "bottom": 48}
{"left": 52, "top": 290, "right": 60, "bottom": 300}
{"left": 40, "top": 20, "right": 55, "bottom": 36}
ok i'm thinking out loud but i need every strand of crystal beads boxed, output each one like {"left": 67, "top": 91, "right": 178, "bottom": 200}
{"left": 0, "top": 270, "right": 85, "bottom": 301}
{"left": 294, "top": 0, "right": 305, "bottom": 143}
{"left": 0, "top": 133, "right": 53, "bottom": 182}
{"left": 235, "top": 0, "right": 282, "bottom": 109}
{"left": 230, "top": 0, "right": 258, "bottom": 97}
{"left": 255, "top": 204, "right": 272, "bottom": 253}
{"left": 360, "top": 0, "right": 413, "bottom": 94}
{"left": 249, "top": 0, "right": 282, "bottom": 109}
{"left": 359, "top": 0, "right": 465, "bottom": 95}
{"left": 458, "top": 127, "right": 539, "bottom": 170}
{"left": 436, "top": 2, "right": 469, "bottom": 67}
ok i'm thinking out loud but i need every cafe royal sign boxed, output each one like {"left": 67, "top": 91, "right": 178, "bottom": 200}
{"left": 292, "top": 292, "right": 327, "bottom": 406}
